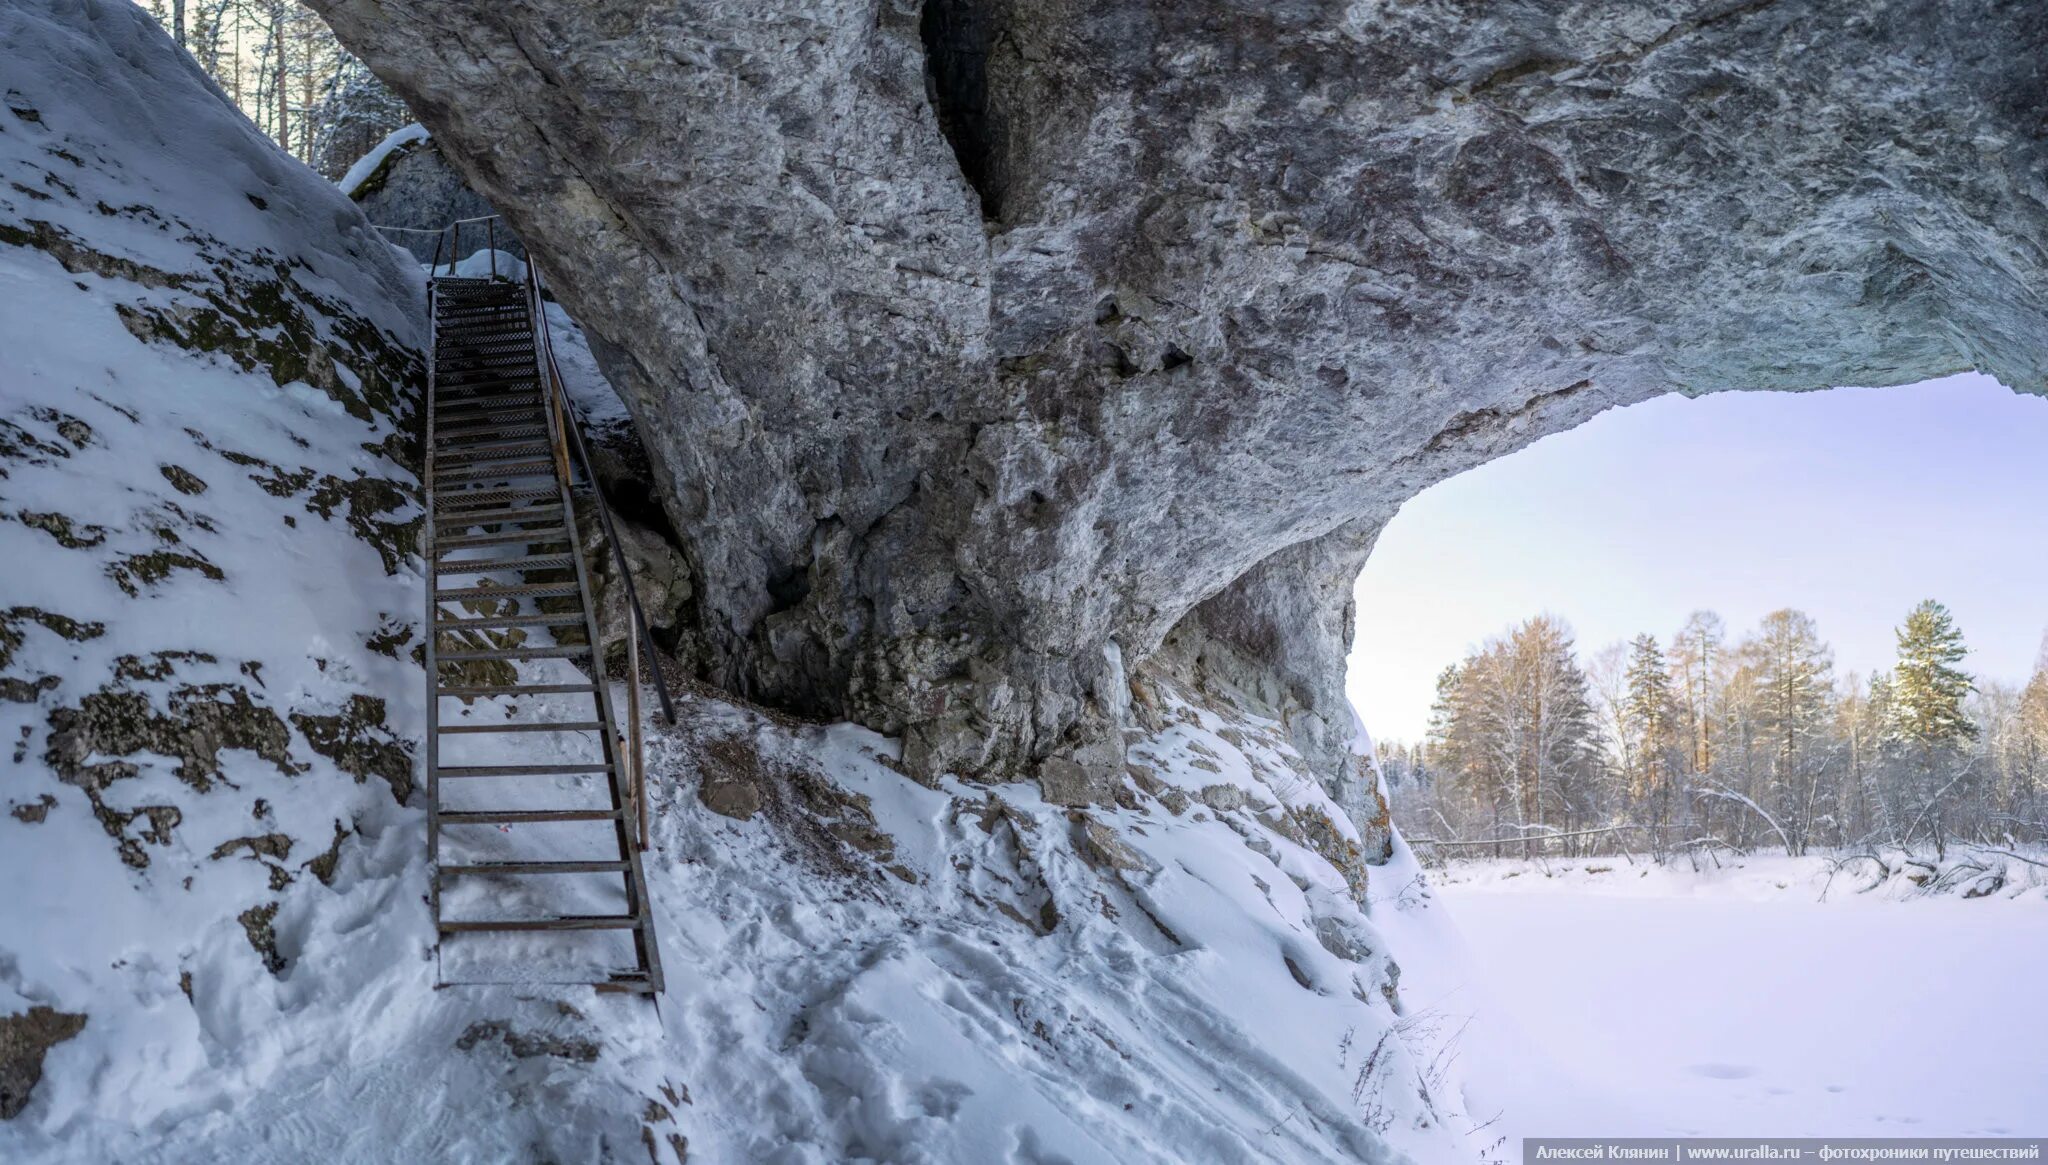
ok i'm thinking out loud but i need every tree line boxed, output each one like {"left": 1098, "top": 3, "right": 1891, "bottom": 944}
{"left": 137, "top": 1, "right": 408, "bottom": 180}
{"left": 1381, "top": 602, "right": 2048, "bottom": 860}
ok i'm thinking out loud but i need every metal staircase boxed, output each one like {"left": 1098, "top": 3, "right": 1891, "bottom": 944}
{"left": 420, "top": 248, "right": 665, "bottom": 994}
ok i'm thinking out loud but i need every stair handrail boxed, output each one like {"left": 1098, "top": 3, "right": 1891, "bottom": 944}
{"left": 521, "top": 258, "right": 679, "bottom": 852}
{"left": 377, "top": 213, "right": 510, "bottom": 279}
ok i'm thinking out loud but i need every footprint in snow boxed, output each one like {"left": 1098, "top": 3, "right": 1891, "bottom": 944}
{"left": 1687, "top": 1063, "right": 1755, "bottom": 1080}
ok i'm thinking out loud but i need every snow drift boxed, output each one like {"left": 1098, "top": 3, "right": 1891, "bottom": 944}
{"left": 0, "top": 3, "right": 1477, "bottom": 1161}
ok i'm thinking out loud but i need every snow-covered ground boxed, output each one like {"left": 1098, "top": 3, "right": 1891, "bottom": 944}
{"left": 1399, "top": 855, "right": 2048, "bottom": 1144}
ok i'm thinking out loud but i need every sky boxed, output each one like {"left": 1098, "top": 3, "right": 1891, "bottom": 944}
{"left": 1344, "top": 373, "right": 2048, "bottom": 744}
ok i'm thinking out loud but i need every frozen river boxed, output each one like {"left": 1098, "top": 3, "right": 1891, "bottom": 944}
{"left": 1400, "top": 862, "right": 2048, "bottom": 1145}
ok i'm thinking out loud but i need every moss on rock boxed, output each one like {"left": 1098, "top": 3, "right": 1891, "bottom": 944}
{"left": 0, "top": 1006, "right": 87, "bottom": 1120}
{"left": 158, "top": 463, "right": 208, "bottom": 495}
{"left": 290, "top": 694, "right": 415, "bottom": 804}
{"left": 307, "top": 472, "right": 417, "bottom": 574}
{"left": 105, "top": 548, "right": 225, "bottom": 596}
{"left": 237, "top": 902, "right": 286, "bottom": 975}
{"left": 0, "top": 607, "right": 105, "bottom": 703}
{"left": 16, "top": 509, "right": 107, "bottom": 548}
{"left": 43, "top": 677, "right": 299, "bottom": 866}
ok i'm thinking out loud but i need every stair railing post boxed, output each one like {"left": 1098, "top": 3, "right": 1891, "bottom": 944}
{"left": 449, "top": 221, "right": 461, "bottom": 278}
{"left": 487, "top": 218, "right": 497, "bottom": 281}
{"left": 625, "top": 604, "right": 648, "bottom": 851}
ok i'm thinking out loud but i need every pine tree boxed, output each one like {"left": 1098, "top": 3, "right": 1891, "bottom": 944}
{"left": 1880, "top": 601, "right": 1977, "bottom": 857}
{"left": 1886, "top": 599, "right": 1977, "bottom": 748}
{"left": 1620, "top": 634, "right": 1684, "bottom": 828}
{"left": 1742, "top": 609, "right": 1836, "bottom": 854}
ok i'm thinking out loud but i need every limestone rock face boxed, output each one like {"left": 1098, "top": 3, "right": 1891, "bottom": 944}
{"left": 310, "top": 0, "right": 2048, "bottom": 804}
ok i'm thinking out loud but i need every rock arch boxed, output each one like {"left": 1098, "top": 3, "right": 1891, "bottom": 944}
{"left": 310, "top": 0, "right": 2048, "bottom": 807}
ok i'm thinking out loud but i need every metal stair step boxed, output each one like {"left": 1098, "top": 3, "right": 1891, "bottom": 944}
{"left": 436, "top": 422, "right": 548, "bottom": 442}
{"left": 437, "top": 360, "right": 536, "bottom": 372}
{"left": 434, "top": 441, "right": 550, "bottom": 460}
{"left": 434, "top": 498, "right": 562, "bottom": 519}
{"left": 436, "top": 316, "right": 527, "bottom": 328}
{"left": 436, "top": 430, "right": 550, "bottom": 447}
{"left": 438, "top": 807, "right": 620, "bottom": 825}
{"left": 434, "top": 682, "right": 599, "bottom": 699}
{"left": 435, "top": 332, "right": 529, "bottom": 346}
{"left": 438, "top": 720, "right": 607, "bottom": 735}
{"left": 434, "top": 581, "right": 581, "bottom": 601}
{"left": 436, "top": 448, "right": 553, "bottom": 469}
{"left": 434, "top": 408, "right": 544, "bottom": 427}
{"left": 436, "top": 321, "right": 528, "bottom": 336}
{"left": 434, "top": 612, "right": 585, "bottom": 630}
{"left": 436, "top": 392, "right": 545, "bottom": 411}
{"left": 437, "top": 379, "right": 542, "bottom": 396}
{"left": 435, "top": 383, "right": 544, "bottom": 399}
{"left": 440, "top": 335, "right": 534, "bottom": 347}
{"left": 434, "top": 502, "right": 559, "bottom": 518}
{"left": 432, "top": 554, "right": 574, "bottom": 575}
{"left": 437, "top": 442, "right": 554, "bottom": 464}
{"left": 440, "top": 359, "right": 540, "bottom": 377}
{"left": 432, "top": 502, "right": 564, "bottom": 524}
{"left": 435, "top": 762, "right": 612, "bottom": 777}
{"left": 438, "top": 916, "right": 643, "bottom": 933}
{"left": 437, "top": 644, "right": 590, "bottom": 662}
{"left": 438, "top": 860, "right": 631, "bottom": 876}
{"left": 438, "top": 363, "right": 539, "bottom": 378}
{"left": 433, "top": 408, "right": 545, "bottom": 428}
{"left": 434, "top": 528, "right": 570, "bottom": 549}
{"left": 435, "top": 334, "right": 529, "bottom": 348}
{"left": 434, "top": 459, "right": 557, "bottom": 481}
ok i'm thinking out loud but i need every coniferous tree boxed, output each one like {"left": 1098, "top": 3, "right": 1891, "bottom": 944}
{"left": 1736, "top": 610, "right": 1836, "bottom": 854}
{"left": 1619, "top": 634, "right": 1684, "bottom": 833}
{"left": 1887, "top": 600, "right": 1977, "bottom": 748}
{"left": 1884, "top": 600, "right": 1976, "bottom": 857}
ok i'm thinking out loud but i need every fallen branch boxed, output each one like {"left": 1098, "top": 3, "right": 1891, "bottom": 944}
{"left": 1963, "top": 845, "right": 2048, "bottom": 870}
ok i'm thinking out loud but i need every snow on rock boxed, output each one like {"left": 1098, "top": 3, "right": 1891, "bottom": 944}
{"left": 2, "top": 3, "right": 1480, "bottom": 1161}
{"left": 601, "top": 674, "right": 1481, "bottom": 1163}
{"left": 336, "top": 121, "right": 427, "bottom": 200}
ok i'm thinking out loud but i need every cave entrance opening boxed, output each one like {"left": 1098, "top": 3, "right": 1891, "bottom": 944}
{"left": 1345, "top": 371, "right": 2048, "bottom": 862}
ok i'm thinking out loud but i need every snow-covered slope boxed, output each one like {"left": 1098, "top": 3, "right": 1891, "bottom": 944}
{"left": 1, "top": 4, "right": 1479, "bottom": 1161}
{"left": 0, "top": 0, "right": 426, "bottom": 1151}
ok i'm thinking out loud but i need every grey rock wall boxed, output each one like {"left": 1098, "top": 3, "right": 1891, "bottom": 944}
{"left": 309, "top": 0, "right": 2048, "bottom": 814}
{"left": 349, "top": 133, "right": 524, "bottom": 266}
